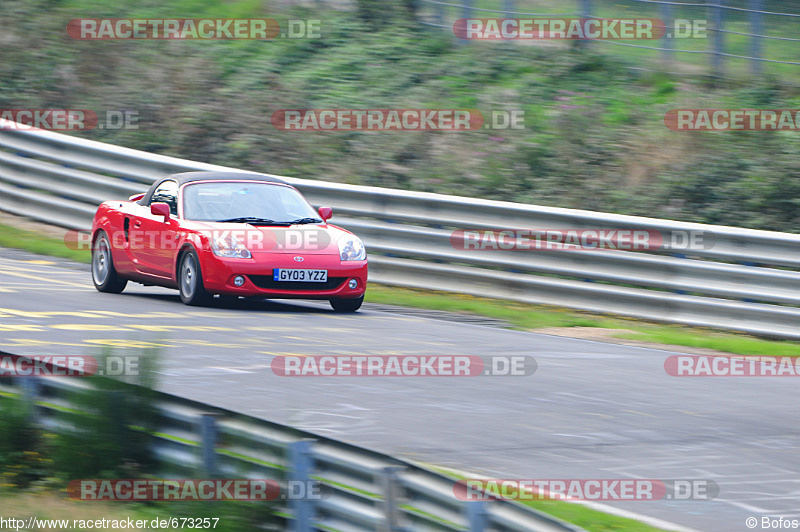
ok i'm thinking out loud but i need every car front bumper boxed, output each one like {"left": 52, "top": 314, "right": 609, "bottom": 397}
{"left": 199, "top": 249, "right": 367, "bottom": 299}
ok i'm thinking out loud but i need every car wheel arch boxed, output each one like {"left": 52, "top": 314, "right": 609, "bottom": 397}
{"left": 92, "top": 227, "right": 107, "bottom": 245}
{"left": 92, "top": 227, "right": 115, "bottom": 257}
{"left": 175, "top": 243, "right": 199, "bottom": 281}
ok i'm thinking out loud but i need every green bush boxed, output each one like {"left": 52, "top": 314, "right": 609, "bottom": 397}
{"left": 0, "top": 394, "right": 52, "bottom": 488}
{"left": 50, "top": 349, "right": 160, "bottom": 480}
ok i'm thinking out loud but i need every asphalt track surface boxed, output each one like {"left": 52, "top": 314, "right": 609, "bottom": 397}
{"left": 1, "top": 247, "right": 798, "bottom": 532}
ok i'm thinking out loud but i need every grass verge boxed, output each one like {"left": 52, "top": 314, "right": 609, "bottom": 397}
{"left": 366, "top": 285, "right": 800, "bottom": 357}
{"left": 1, "top": 221, "right": 797, "bottom": 358}
{"left": 0, "top": 491, "right": 182, "bottom": 530}
{"left": 0, "top": 223, "right": 90, "bottom": 263}
{"left": 0, "top": 490, "right": 276, "bottom": 532}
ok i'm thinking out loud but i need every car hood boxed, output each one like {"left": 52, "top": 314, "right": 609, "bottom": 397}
{"left": 184, "top": 221, "right": 352, "bottom": 255}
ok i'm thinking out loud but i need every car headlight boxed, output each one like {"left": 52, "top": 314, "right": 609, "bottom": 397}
{"left": 338, "top": 235, "right": 366, "bottom": 261}
{"left": 210, "top": 234, "right": 252, "bottom": 259}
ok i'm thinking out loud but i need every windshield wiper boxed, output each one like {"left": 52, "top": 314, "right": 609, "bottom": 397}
{"left": 216, "top": 217, "right": 290, "bottom": 226}
{"left": 280, "top": 217, "right": 323, "bottom": 225}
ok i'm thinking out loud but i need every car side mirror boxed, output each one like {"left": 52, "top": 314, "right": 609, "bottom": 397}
{"left": 151, "top": 202, "right": 171, "bottom": 221}
{"left": 318, "top": 206, "right": 333, "bottom": 222}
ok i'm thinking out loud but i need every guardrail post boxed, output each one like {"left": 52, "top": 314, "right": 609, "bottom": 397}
{"left": 289, "top": 439, "right": 315, "bottom": 532}
{"left": 200, "top": 414, "right": 218, "bottom": 477}
{"left": 108, "top": 390, "right": 128, "bottom": 453}
{"left": 21, "top": 376, "right": 40, "bottom": 422}
{"left": 467, "top": 500, "right": 489, "bottom": 531}
{"left": 380, "top": 466, "right": 408, "bottom": 531}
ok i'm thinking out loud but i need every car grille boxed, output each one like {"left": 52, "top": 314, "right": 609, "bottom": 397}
{"left": 248, "top": 276, "right": 347, "bottom": 291}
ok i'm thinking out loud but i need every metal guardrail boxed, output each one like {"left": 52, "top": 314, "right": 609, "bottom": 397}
{"left": 0, "top": 352, "right": 583, "bottom": 532}
{"left": 0, "top": 124, "right": 799, "bottom": 339}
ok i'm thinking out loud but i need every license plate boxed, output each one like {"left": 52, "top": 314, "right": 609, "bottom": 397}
{"left": 273, "top": 269, "right": 328, "bottom": 282}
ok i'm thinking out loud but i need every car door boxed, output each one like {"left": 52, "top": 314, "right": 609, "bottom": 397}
{"left": 130, "top": 179, "right": 179, "bottom": 278}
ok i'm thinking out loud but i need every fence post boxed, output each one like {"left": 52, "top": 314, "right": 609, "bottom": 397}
{"left": 579, "top": 0, "right": 592, "bottom": 49}
{"left": 200, "top": 413, "right": 218, "bottom": 477}
{"left": 503, "top": 0, "right": 515, "bottom": 50}
{"left": 457, "top": 0, "right": 473, "bottom": 45}
{"left": 749, "top": 0, "right": 764, "bottom": 77}
{"left": 709, "top": 0, "right": 725, "bottom": 80}
{"left": 660, "top": 2, "right": 673, "bottom": 64}
{"left": 434, "top": 0, "right": 444, "bottom": 27}
{"left": 467, "top": 501, "right": 489, "bottom": 531}
{"left": 289, "top": 439, "right": 315, "bottom": 532}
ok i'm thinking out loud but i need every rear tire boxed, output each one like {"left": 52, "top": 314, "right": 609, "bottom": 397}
{"left": 178, "top": 250, "right": 211, "bottom": 306}
{"left": 330, "top": 296, "right": 363, "bottom": 313}
{"left": 92, "top": 230, "right": 127, "bottom": 293}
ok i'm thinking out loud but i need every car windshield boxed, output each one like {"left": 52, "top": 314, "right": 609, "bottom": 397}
{"left": 182, "top": 181, "right": 320, "bottom": 223}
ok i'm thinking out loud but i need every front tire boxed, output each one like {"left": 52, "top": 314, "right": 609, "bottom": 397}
{"left": 92, "top": 230, "right": 127, "bottom": 293}
{"left": 330, "top": 296, "right": 363, "bottom": 313}
{"left": 178, "top": 250, "right": 211, "bottom": 306}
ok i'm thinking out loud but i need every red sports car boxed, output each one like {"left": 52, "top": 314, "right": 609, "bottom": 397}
{"left": 90, "top": 171, "right": 367, "bottom": 311}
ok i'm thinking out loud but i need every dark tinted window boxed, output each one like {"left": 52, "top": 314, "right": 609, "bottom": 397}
{"left": 150, "top": 180, "right": 179, "bottom": 216}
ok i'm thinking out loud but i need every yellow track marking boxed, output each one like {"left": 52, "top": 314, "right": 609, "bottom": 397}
{"left": 84, "top": 339, "right": 172, "bottom": 348}
{"left": 0, "top": 270, "right": 88, "bottom": 288}
{"left": 0, "top": 324, "right": 45, "bottom": 331}
{"left": 244, "top": 326, "right": 298, "bottom": 332}
{"left": 51, "top": 324, "right": 132, "bottom": 331}
{"left": 0, "top": 338, "right": 87, "bottom": 347}
{"left": 128, "top": 325, "right": 235, "bottom": 332}
{"left": 0, "top": 308, "right": 105, "bottom": 318}
{"left": 0, "top": 308, "right": 186, "bottom": 319}
{"left": 89, "top": 311, "right": 182, "bottom": 319}
{"left": 171, "top": 339, "right": 249, "bottom": 348}
{"left": 622, "top": 409, "right": 658, "bottom": 418}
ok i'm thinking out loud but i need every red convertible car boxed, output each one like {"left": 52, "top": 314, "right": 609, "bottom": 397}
{"left": 90, "top": 171, "right": 367, "bottom": 311}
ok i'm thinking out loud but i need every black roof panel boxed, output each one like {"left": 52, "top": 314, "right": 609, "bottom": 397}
{"left": 139, "top": 171, "right": 289, "bottom": 206}
{"left": 166, "top": 171, "right": 288, "bottom": 186}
